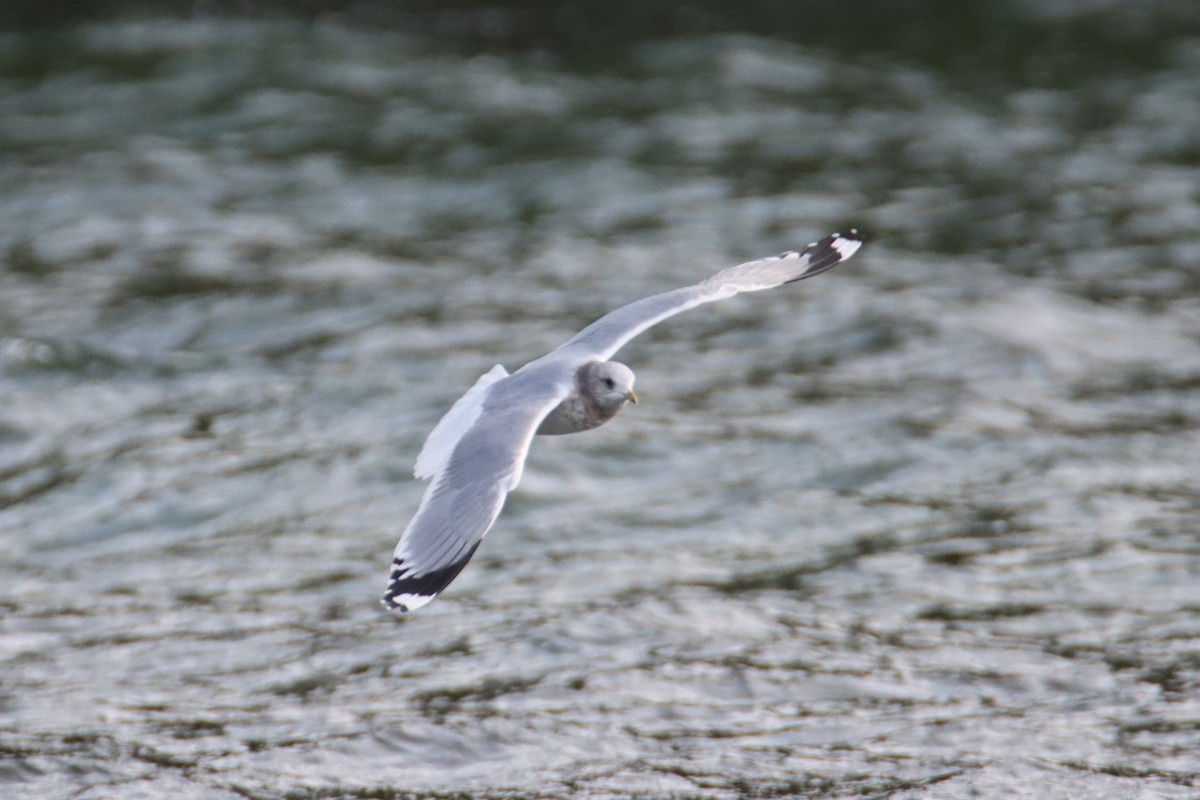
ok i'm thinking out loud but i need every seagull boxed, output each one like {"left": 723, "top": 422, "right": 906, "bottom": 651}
{"left": 383, "top": 230, "right": 863, "bottom": 612}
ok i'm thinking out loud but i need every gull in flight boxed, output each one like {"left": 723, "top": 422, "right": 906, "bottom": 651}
{"left": 383, "top": 230, "right": 863, "bottom": 612}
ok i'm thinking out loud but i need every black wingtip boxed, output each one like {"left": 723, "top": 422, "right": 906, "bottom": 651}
{"left": 783, "top": 228, "right": 864, "bottom": 284}
{"left": 381, "top": 545, "right": 481, "bottom": 613}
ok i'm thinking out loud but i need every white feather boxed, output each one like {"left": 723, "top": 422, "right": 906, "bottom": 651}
{"left": 413, "top": 364, "right": 509, "bottom": 480}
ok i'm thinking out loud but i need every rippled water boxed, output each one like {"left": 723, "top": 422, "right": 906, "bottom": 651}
{"left": 1, "top": 7, "right": 1199, "bottom": 799}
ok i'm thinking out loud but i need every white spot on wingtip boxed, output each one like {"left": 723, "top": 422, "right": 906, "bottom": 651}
{"left": 384, "top": 592, "right": 435, "bottom": 613}
{"left": 830, "top": 234, "right": 863, "bottom": 260}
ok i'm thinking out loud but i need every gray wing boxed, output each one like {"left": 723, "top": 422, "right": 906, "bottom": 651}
{"left": 556, "top": 230, "right": 862, "bottom": 361}
{"left": 382, "top": 368, "right": 568, "bottom": 612}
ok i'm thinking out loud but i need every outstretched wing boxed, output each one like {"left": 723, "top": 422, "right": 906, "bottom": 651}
{"left": 555, "top": 230, "right": 862, "bottom": 361}
{"left": 413, "top": 364, "right": 509, "bottom": 480}
{"left": 383, "top": 368, "right": 568, "bottom": 612}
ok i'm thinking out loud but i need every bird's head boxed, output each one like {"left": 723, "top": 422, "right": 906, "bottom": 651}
{"left": 587, "top": 361, "right": 638, "bottom": 412}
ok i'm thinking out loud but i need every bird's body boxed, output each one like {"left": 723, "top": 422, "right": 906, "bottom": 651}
{"left": 383, "top": 230, "right": 863, "bottom": 612}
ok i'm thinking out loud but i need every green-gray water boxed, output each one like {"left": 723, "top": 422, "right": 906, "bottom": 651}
{"left": 1, "top": 5, "right": 1198, "bottom": 798}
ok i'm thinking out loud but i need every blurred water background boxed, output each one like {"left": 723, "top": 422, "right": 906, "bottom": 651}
{"left": 1, "top": 1, "right": 1199, "bottom": 797}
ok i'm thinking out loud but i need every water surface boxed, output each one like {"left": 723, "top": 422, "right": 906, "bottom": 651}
{"left": 1, "top": 7, "right": 1198, "bottom": 799}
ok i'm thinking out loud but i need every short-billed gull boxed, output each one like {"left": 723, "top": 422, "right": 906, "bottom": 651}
{"left": 383, "top": 230, "right": 863, "bottom": 612}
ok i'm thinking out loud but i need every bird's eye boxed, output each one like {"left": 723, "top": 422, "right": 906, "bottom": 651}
{"left": 603, "top": 378, "right": 615, "bottom": 389}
